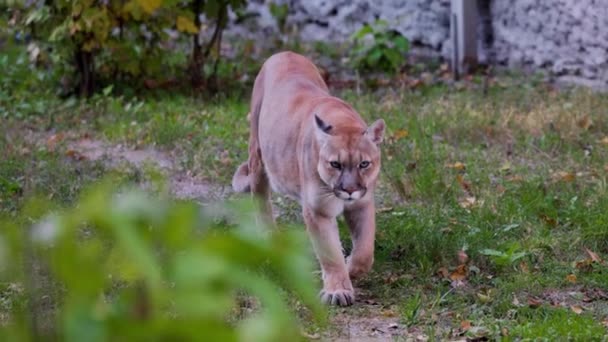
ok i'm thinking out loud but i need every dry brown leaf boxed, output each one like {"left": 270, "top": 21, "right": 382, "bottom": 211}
{"left": 577, "top": 116, "right": 592, "bottom": 130}
{"left": 566, "top": 274, "right": 577, "bottom": 283}
{"left": 460, "top": 320, "right": 471, "bottom": 331}
{"left": 602, "top": 318, "right": 608, "bottom": 328}
{"left": 598, "top": 136, "right": 608, "bottom": 145}
{"left": 447, "top": 162, "right": 466, "bottom": 171}
{"left": 458, "top": 196, "right": 477, "bottom": 209}
{"left": 512, "top": 295, "right": 521, "bottom": 306}
{"left": 65, "top": 149, "right": 87, "bottom": 161}
{"left": 540, "top": 214, "right": 558, "bottom": 227}
{"left": 575, "top": 259, "right": 593, "bottom": 271}
{"left": 552, "top": 171, "right": 576, "bottom": 183}
{"left": 393, "top": 129, "right": 409, "bottom": 140}
{"left": 505, "top": 175, "right": 524, "bottom": 182}
{"left": 46, "top": 133, "right": 64, "bottom": 150}
{"left": 381, "top": 309, "right": 397, "bottom": 317}
{"left": 527, "top": 297, "right": 542, "bottom": 308}
{"left": 584, "top": 247, "right": 603, "bottom": 263}
{"left": 450, "top": 264, "right": 468, "bottom": 281}
{"left": 570, "top": 305, "right": 583, "bottom": 314}
{"left": 437, "top": 267, "right": 450, "bottom": 279}
{"left": 519, "top": 261, "right": 529, "bottom": 274}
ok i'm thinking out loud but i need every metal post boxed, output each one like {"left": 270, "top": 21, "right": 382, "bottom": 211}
{"left": 451, "top": 0, "right": 478, "bottom": 78}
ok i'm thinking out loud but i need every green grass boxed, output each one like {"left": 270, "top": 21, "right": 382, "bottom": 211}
{"left": 2, "top": 75, "right": 608, "bottom": 339}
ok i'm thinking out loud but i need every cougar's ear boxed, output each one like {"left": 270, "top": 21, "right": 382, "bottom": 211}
{"left": 314, "top": 114, "right": 332, "bottom": 143}
{"left": 365, "top": 119, "right": 385, "bottom": 145}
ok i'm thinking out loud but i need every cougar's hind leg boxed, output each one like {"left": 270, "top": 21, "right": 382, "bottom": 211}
{"left": 248, "top": 147, "right": 274, "bottom": 225}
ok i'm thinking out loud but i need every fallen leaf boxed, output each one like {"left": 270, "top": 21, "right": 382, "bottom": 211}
{"left": 519, "top": 261, "right": 529, "bottom": 274}
{"left": 382, "top": 309, "right": 397, "bottom": 317}
{"left": 476, "top": 292, "right": 491, "bottom": 303}
{"left": 599, "top": 137, "right": 608, "bottom": 145}
{"left": 450, "top": 264, "right": 468, "bottom": 281}
{"left": 458, "top": 196, "right": 476, "bottom": 209}
{"left": 65, "top": 149, "right": 87, "bottom": 161}
{"left": 456, "top": 174, "right": 472, "bottom": 193}
{"left": 539, "top": 214, "right": 558, "bottom": 227}
{"left": 602, "top": 318, "right": 608, "bottom": 328}
{"left": 577, "top": 116, "right": 592, "bottom": 130}
{"left": 460, "top": 320, "right": 471, "bottom": 331}
{"left": 584, "top": 247, "right": 602, "bottom": 263}
{"left": 46, "top": 133, "right": 64, "bottom": 150}
{"left": 447, "top": 162, "right": 466, "bottom": 171}
{"left": 570, "top": 305, "right": 583, "bottom": 314}
{"left": 393, "top": 129, "right": 409, "bottom": 140}
{"left": 408, "top": 78, "right": 422, "bottom": 89}
{"left": 527, "top": 297, "right": 542, "bottom": 308}
{"left": 575, "top": 259, "right": 593, "bottom": 271}
{"left": 501, "top": 327, "right": 509, "bottom": 336}
{"left": 512, "top": 295, "right": 521, "bottom": 306}
{"left": 552, "top": 171, "right": 575, "bottom": 183}
{"left": 437, "top": 267, "right": 449, "bottom": 279}
{"left": 505, "top": 175, "right": 524, "bottom": 182}
{"left": 566, "top": 274, "right": 577, "bottom": 283}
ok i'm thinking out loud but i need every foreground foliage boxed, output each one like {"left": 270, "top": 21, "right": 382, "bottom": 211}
{"left": 0, "top": 182, "right": 323, "bottom": 340}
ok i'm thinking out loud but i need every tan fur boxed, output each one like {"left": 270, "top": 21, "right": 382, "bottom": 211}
{"left": 232, "top": 52, "right": 385, "bottom": 306}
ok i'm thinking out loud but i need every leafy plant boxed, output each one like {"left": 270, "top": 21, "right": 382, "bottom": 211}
{"left": 0, "top": 180, "right": 324, "bottom": 340}
{"left": 480, "top": 243, "right": 527, "bottom": 268}
{"left": 269, "top": 1, "right": 289, "bottom": 34}
{"left": 349, "top": 20, "right": 409, "bottom": 73}
{"left": 1, "top": 0, "right": 247, "bottom": 97}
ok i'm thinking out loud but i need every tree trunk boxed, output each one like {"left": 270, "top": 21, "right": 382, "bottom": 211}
{"left": 75, "top": 48, "right": 95, "bottom": 97}
{"left": 189, "top": 0, "right": 204, "bottom": 88}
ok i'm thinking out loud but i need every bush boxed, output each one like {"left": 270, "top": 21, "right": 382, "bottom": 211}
{"left": 1, "top": 0, "right": 247, "bottom": 97}
{"left": 349, "top": 20, "right": 409, "bottom": 74}
{"left": 0, "top": 180, "right": 324, "bottom": 340}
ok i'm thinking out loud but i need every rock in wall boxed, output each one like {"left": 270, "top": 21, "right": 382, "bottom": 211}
{"left": 228, "top": 0, "right": 608, "bottom": 88}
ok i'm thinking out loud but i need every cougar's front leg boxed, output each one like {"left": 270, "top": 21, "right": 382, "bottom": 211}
{"left": 302, "top": 206, "right": 354, "bottom": 306}
{"left": 344, "top": 202, "right": 376, "bottom": 279}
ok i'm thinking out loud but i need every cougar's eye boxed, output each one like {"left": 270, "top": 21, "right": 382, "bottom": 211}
{"left": 359, "top": 161, "right": 371, "bottom": 169}
{"left": 330, "top": 161, "right": 341, "bottom": 169}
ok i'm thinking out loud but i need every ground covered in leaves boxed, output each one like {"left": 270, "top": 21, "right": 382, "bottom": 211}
{"left": 2, "top": 76, "right": 608, "bottom": 340}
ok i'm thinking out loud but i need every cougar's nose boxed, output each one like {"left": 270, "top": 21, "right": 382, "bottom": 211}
{"left": 340, "top": 184, "right": 358, "bottom": 195}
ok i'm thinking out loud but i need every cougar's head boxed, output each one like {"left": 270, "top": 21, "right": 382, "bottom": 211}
{"left": 314, "top": 114, "right": 385, "bottom": 202}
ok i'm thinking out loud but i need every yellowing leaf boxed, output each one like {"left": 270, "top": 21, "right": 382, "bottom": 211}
{"left": 570, "top": 305, "right": 583, "bottom": 314}
{"left": 447, "top": 162, "right": 466, "bottom": 170}
{"left": 566, "top": 274, "right": 577, "bottom": 283}
{"left": 137, "top": 0, "right": 162, "bottom": 14}
{"left": 176, "top": 16, "right": 199, "bottom": 34}
{"left": 393, "top": 129, "right": 409, "bottom": 140}
{"left": 552, "top": 171, "right": 575, "bottom": 183}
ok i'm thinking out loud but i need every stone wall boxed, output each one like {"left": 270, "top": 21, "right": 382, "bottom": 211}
{"left": 229, "top": 0, "right": 608, "bottom": 88}
{"left": 491, "top": 0, "right": 608, "bottom": 88}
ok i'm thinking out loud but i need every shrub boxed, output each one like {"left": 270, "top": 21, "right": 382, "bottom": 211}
{"left": 349, "top": 20, "right": 409, "bottom": 74}
{"left": 0, "top": 180, "right": 324, "bottom": 340}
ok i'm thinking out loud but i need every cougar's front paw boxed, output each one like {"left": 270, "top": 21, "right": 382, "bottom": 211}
{"left": 320, "top": 288, "right": 355, "bottom": 306}
{"left": 319, "top": 272, "right": 355, "bottom": 306}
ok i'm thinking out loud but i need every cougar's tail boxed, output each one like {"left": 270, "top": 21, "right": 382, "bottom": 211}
{"left": 232, "top": 67, "right": 265, "bottom": 193}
